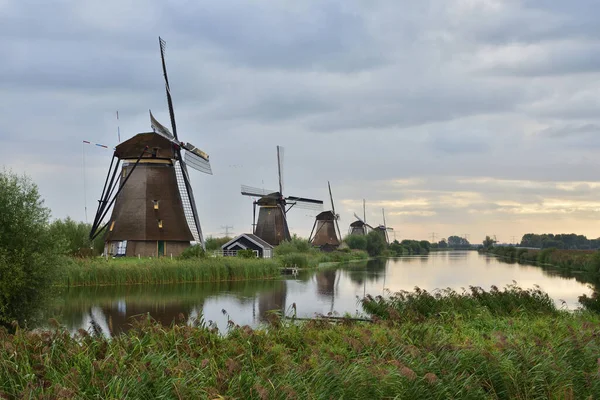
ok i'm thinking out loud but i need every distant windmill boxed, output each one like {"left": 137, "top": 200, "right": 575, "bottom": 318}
{"left": 374, "top": 208, "right": 393, "bottom": 244}
{"left": 349, "top": 199, "right": 373, "bottom": 236}
{"left": 89, "top": 37, "right": 212, "bottom": 257}
{"left": 309, "top": 181, "right": 342, "bottom": 250}
{"left": 241, "top": 146, "right": 323, "bottom": 246}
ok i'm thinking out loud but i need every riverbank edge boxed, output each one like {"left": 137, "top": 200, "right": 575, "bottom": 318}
{"left": 485, "top": 246, "right": 600, "bottom": 275}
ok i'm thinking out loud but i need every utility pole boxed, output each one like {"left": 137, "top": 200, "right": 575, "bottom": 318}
{"left": 221, "top": 225, "right": 234, "bottom": 237}
{"left": 430, "top": 232, "right": 438, "bottom": 243}
{"left": 511, "top": 235, "right": 516, "bottom": 245}
{"left": 462, "top": 234, "right": 470, "bottom": 242}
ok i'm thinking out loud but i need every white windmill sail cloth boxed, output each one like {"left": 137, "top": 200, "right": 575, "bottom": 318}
{"left": 174, "top": 160, "right": 201, "bottom": 243}
{"left": 149, "top": 111, "right": 175, "bottom": 140}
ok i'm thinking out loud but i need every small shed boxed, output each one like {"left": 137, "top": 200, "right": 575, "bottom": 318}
{"left": 221, "top": 234, "right": 274, "bottom": 258}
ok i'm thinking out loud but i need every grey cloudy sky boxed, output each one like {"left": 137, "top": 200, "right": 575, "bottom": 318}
{"left": 2, "top": 0, "right": 600, "bottom": 243}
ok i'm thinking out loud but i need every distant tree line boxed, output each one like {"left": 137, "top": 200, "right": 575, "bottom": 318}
{"left": 520, "top": 233, "right": 600, "bottom": 250}
{"left": 345, "top": 233, "right": 432, "bottom": 256}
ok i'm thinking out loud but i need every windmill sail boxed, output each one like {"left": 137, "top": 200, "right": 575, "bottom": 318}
{"left": 158, "top": 36, "right": 207, "bottom": 249}
{"left": 150, "top": 110, "right": 174, "bottom": 140}
{"left": 241, "top": 185, "right": 277, "bottom": 197}
{"left": 175, "top": 160, "right": 203, "bottom": 244}
{"left": 183, "top": 143, "right": 212, "bottom": 174}
{"left": 329, "top": 181, "right": 342, "bottom": 242}
{"left": 277, "top": 145, "right": 284, "bottom": 195}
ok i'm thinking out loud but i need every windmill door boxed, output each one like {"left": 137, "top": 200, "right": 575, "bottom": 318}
{"left": 158, "top": 241, "right": 165, "bottom": 257}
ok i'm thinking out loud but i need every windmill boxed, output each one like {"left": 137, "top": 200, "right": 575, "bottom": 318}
{"left": 241, "top": 146, "right": 323, "bottom": 246}
{"left": 349, "top": 199, "right": 372, "bottom": 236}
{"left": 89, "top": 37, "right": 212, "bottom": 257}
{"left": 374, "top": 208, "right": 393, "bottom": 244}
{"left": 309, "top": 181, "right": 342, "bottom": 250}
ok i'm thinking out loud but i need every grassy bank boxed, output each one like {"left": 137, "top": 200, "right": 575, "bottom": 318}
{"left": 59, "top": 257, "right": 281, "bottom": 287}
{"left": 59, "top": 249, "right": 368, "bottom": 287}
{"left": 2, "top": 286, "right": 600, "bottom": 398}
{"left": 488, "top": 246, "right": 600, "bottom": 273}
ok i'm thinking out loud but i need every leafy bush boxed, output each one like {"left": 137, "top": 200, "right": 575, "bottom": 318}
{"left": 236, "top": 249, "right": 256, "bottom": 258}
{"left": 366, "top": 231, "right": 386, "bottom": 257}
{"left": 179, "top": 244, "right": 206, "bottom": 259}
{"left": 205, "top": 236, "right": 232, "bottom": 251}
{"left": 344, "top": 235, "right": 367, "bottom": 250}
{"left": 0, "top": 170, "right": 59, "bottom": 327}
{"left": 48, "top": 217, "right": 103, "bottom": 256}
{"left": 274, "top": 236, "right": 313, "bottom": 256}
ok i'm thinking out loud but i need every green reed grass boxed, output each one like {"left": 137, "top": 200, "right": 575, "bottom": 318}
{"left": 59, "top": 257, "right": 280, "bottom": 287}
{"left": 2, "top": 293, "right": 600, "bottom": 399}
{"left": 362, "top": 283, "right": 558, "bottom": 321}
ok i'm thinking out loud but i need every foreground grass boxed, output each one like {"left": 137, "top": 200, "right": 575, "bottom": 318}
{"left": 3, "top": 286, "right": 600, "bottom": 398}
{"left": 59, "top": 257, "right": 281, "bottom": 287}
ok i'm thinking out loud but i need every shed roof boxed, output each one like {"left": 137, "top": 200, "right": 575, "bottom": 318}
{"left": 222, "top": 233, "right": 274, "bottom": 250}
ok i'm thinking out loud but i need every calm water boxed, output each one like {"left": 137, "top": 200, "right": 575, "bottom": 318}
{"left": 47, "top": 251, "right": 593, "bottom": 336}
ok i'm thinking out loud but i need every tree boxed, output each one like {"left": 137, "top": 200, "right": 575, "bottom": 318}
{"left": 447, "top": 235, "right": 470, "bottom": 248}
{"left": 482, "top": 236, "right": 496, "bottom": 249}
{"left": 438, "top": 239, "right": 448, "bottom": 249}
{"left": 366, "top": 231, "right": 386, "bottom": 256}
{"left": 344, "top": 235, "right": 367, "bottom": 251}
{"left": 49, "top": 217, "right": 103, "bottom": 256}
{"left": 0, "top": 170, "right": 59, "bottom": 327}
{"left": 205, "top": 236, "right": 232, "bottom": 251}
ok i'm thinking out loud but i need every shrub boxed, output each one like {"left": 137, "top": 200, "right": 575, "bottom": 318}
{"left": 0, "top": 170, "right": 59, "bottom": 328}
{"left": 205, "top": 236, "right": 232, "bottom": 251}
{"left": 274, "top": 236, "right": 312, "bottom": 256}
{"left": 236, "top": 249, "right": 256, "bottom": 258}
{"left": 366, "top": 231, "right": 386, "bottom": 257}
{"left": 48, "top": 217, "right": 103, "bottom": 256}
{"left": 179, "top": 244, "right": 206, "bottom": 259}
{"left": 344, "top": 235, "right": 367, "bottom": 251}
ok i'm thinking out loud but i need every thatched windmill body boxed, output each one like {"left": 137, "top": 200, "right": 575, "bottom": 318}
{"left": 241, "top": 146, "right": 323, "bottom": 246}
{"left": 309, "top": 182, "right": 342, "bottom": 250}
{"left": 89, "top": 37, "right": 212, "bottom": 257}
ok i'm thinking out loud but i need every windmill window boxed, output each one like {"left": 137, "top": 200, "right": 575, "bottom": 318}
{"left": 116, "top": 240, "right": 127, "bottom": 256}
{"left": 152, "top": 147, "right": 158, "bottom": 158}
{"left": 109, "top": 221, "right": 115, "bottom": 231}
{"left": 153, "top": 200, "right": 159, "bottom": 210}
{"left": 158, "top": 220, "right": 163, "bottom": 229}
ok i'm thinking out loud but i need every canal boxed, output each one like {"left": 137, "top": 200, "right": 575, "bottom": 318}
{"left": 47, "top": 251, "right": 593, "bottom": 336}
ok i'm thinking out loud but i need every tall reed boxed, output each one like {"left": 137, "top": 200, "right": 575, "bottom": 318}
{"left": 59, "top": 257, "right": 280, "bottom": 287}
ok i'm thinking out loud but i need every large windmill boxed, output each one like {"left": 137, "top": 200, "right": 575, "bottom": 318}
{"left": 241, "top": 146, "right": 323, "bottom": 246}
{"left": 349, "top": 199, "right": 372, "bottom": 236}
{"left": 309, "top": 181, "right": 342, "bottom": 250}
{"left": 89, "top": 37, "right": 212, "bottom": 257}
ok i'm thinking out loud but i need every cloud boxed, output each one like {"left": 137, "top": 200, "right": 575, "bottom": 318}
{"left": 1, "top": 0, "right": 600, "bottom": 243}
